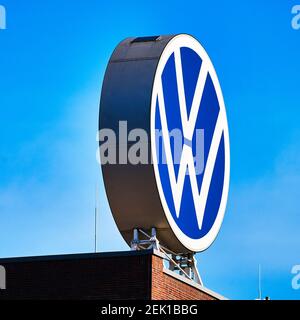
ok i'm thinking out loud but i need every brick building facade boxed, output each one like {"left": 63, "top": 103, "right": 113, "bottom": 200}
{"left": 0, "top": 249, "right": 225, "bottom": 300}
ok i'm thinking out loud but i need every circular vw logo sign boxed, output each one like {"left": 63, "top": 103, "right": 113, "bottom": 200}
{"left": 151, "top": 34, "right": 230, "bottom": 252}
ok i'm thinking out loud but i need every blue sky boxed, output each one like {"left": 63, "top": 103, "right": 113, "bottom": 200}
{"left": 0, "top": 0, "right": 300, "bottom": 300}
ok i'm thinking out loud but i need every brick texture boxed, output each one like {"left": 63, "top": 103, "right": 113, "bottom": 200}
{"left": 151, "top": 255, "right": 216, "bottom": 300}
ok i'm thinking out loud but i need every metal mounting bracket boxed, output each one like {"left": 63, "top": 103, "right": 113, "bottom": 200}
{"left": 130, "top": 228, "right": 203, "bottom": 286}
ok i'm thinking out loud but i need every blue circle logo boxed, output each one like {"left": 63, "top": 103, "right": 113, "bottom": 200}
{"left": 151, "top": 35, "right": 230, "bottom": 252}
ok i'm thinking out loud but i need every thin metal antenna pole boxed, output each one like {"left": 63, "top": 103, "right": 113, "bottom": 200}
{"left": 94, "top": 184, "right": 98, "bottom": 253}
{"left": 258, "top": 264, "right": 262, "bottom": 300}
{"left": 94, "top": 208, "right": 97, "bottom": 253}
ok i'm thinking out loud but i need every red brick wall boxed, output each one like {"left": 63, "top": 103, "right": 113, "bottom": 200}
{"left": 151, "top": 255, "right": 216, "bottom": 300}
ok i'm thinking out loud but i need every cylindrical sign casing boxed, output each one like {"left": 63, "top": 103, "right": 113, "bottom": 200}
{"left": 99, "top": 34, "right": 230, "bottom": 254}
